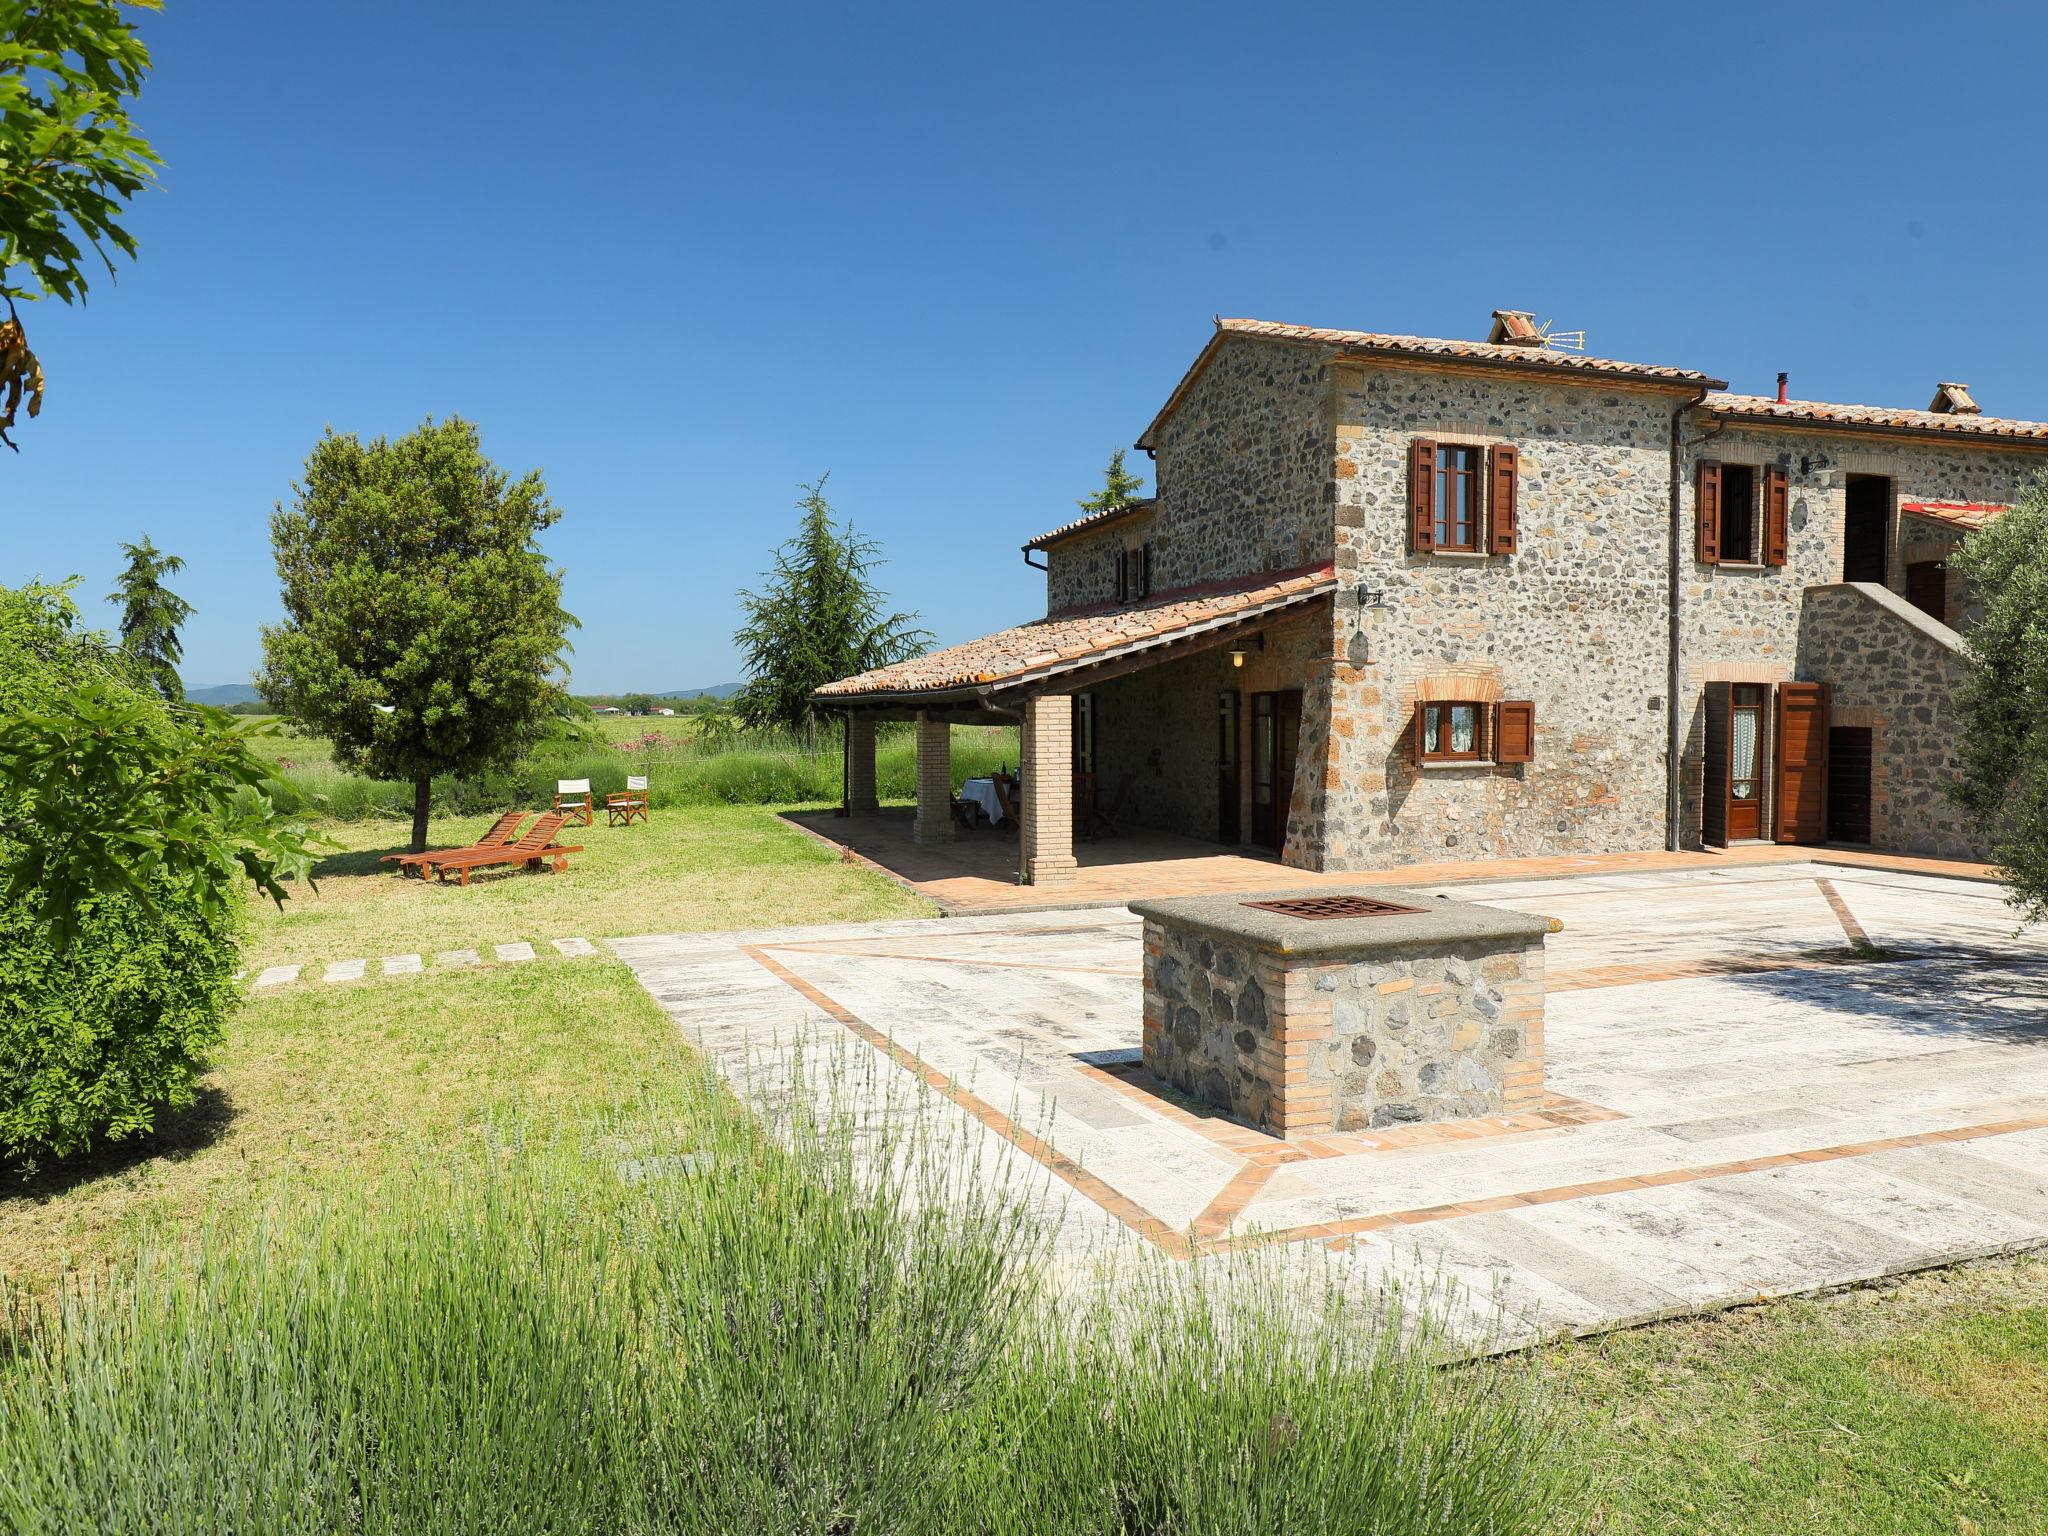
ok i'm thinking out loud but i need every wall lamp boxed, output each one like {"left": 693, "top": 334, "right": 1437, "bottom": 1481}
{"left": 1356, "top": 586, "right": 1388, "bottom": 609}
{"left": 1228, "top": 633, "right": 1265, "bottom": 669}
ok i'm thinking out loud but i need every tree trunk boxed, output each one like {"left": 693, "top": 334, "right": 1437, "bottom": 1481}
{"left": 411, "top": 776, "right": 432, "bottom": 853}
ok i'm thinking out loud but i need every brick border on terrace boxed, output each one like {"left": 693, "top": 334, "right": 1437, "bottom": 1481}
{"left": 721, "top": 878, "right": 2048, "bottom": 1264}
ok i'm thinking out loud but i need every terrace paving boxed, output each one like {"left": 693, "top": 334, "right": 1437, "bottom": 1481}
{"left": 613, "top": 861, "right": 2048, "bottom": 1348}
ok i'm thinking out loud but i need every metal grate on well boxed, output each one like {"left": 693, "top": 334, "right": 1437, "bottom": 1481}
{"left": 1242, "top": 895, "right": 1426, "bottom": 920}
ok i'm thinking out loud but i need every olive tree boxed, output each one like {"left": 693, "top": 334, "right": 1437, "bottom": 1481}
{"left": 258, "top": 417, "right": 576, "bottom": 852}
{"left": 1949, "top": 477, "right": 2048, "bottom": 922}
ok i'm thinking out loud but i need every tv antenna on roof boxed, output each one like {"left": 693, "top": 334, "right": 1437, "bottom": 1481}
{"left": 1535, "top": 319, "right": 1585, "bottom": 352}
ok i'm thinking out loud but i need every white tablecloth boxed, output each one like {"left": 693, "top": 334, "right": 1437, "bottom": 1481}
{"left": 958, "top": 777, "right": 1006, "bottom": 825}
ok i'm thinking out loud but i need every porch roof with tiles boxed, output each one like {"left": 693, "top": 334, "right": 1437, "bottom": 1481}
{"left": 814, "top": 562, "right": 1336, "bottom": 707}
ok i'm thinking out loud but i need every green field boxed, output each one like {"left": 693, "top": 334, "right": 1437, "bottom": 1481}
{"left": 245, "top": 714, "right": 1019, "bottom": 819}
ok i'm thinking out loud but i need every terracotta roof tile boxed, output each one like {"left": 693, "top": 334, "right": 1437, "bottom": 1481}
{"left": 1705, "top": 392, "right": 2048, "bottom": 443}
{"left": 1216, "top": 317, "right": 1719, "bottom": 383}
{"left": 1137, "top": 318, "right": 1723, "bottom": 449}
{"left": 1901, "top": 500, "right": 2010, "bottom": 532}
{"left": 1022, "top": 497, "right": 1156, "bottom": 551}
{"left": 815, "top": 564, "right": 1336, "bottom": 700}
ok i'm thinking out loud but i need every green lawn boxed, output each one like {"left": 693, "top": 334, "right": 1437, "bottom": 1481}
{"left": 8, "top": 800, "right": 2047, "bottom": 1526}
{"left": 245, "top": 801, "right": 929, "bottom": 971}
{"left": 1542, "top": 1260, "right": 2048, "bottom": 1534}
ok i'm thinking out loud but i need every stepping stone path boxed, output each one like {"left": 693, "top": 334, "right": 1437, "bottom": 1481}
{"left": 243, "top": 941, "right": 601, "bottom": 989}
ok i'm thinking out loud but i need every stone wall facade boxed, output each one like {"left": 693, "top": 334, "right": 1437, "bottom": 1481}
{"left": 1139, "top": 897, "right": 1548, "bottom": 1138}
{"left": 1795, "top": 583, "right": 1988, "bottom": 861}
{"left": 1144, "top": 336, "right": 1334, "bottom": 589}
{"left": 1322, "top": 363, "right": 1678, "bottom": 868}
{"left": 1045, "top": 505, "right": 1157, "bottom": 614}
{"left": 1674, "top": 424, "right": 2035, "bottom": 848}
{"left": 1030, "top": 329, "right": 2041, "bottom": 870}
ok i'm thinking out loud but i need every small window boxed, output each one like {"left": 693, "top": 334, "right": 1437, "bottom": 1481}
{"left": 1720, "top": 464, "right": 1758, "bottom": 563}
{"left": 1433, "top": 445, "right": 1482, "bottom": 552}
{"left": 1133, "top": 541, "right": 1154, "bottom": 599}
{"left": 1419, "top": 701, "right": 1484, "bottom": 762}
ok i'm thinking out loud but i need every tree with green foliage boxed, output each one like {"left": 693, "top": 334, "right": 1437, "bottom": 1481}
{"left": 1949, "top": 478, "right": 2048, "bottom": 922}
{"left": 1076, "top": 448, "right": 1146, "bottom": 515}
{"left": 258, "top": 416, "right": 577, "bottom": 853}
{"left": 105, "top": 533, "right": 191, "bottom": 699}
{"left": 0, "top": 0, "right": 163, "bottom": 448}
{"left": 732, "top": 475, "right": 931, "bottom": 735}
{"left": 0, "top": 581, "right": 315, "bottom": 1161}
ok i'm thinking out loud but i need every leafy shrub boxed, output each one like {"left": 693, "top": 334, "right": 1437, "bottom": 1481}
{"left": 0, "top": 878, "right": 241, "bottom": 1163}
{"left": 0, "top": 582, "right": 277, "bottom": 1164}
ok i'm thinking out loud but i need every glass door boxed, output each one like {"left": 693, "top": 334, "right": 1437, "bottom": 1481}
{"left": 1727, "top": 684, "right": 1764, "bottom": 840}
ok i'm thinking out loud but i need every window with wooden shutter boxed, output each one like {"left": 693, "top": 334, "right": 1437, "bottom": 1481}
{"left": 1137, "top": 542, "right": 1154, "bottom": 598}
{"left": 1494, "top": 700, "right": 1535, "bottom": 764}
{"left": 1488, "top": 443, "right": 1519, "bottom": 555}
{"left": 1696, "top": 460, "right": 1722, "bottom": 564}
{"left": 1408, "top": 438, "right": 1436, "bottom": 554}
{"left": 1114, "top": 548, "right": 1128, "bottom": 603}
{"left": 1763, "top": 466, "right": 1790, "bottom": 566}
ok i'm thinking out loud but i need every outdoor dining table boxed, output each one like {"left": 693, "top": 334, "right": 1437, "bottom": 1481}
{"left": 958, "top": 776, "right": 1007, "bottom": 826}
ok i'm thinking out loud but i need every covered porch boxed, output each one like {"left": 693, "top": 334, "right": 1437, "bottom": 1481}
{"left": 814, "top": 565, "right": 1339, "bottom": 890}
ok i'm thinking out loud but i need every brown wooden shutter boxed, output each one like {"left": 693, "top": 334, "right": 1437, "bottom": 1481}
{"left": 1494, "top": 700, "right": 1535, "bottom": 764}
{"left": 1488, "top": 443, "right": 1519, "bottom": 555}
{"left": 1763, "top": 466, "right": 1790, "bottom": 566}
{"left": 1772, "top": 683, "right": 1829, "bottom": 842}
{"left": 1696, "top": 460, "right": 1722, "bottom": 564}
{"left": 1410, "top": 700, "right": 1428, "bottom": 765}
{"left": 1408, "top": 438, "right": 1437, "bottom": 554}
{"left": 1114, "top": 548, "right": 1128, "bottom": 603}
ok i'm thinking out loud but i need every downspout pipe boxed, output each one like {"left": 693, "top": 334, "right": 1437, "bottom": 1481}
{"left": 1666, "top": 388, "right": 1712, "bottom": 851}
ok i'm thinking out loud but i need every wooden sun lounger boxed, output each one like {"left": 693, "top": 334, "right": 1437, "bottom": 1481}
{"left": 421, "top": 812, "right": 584, "bottom": 886}
{"left": 380, "top": 811, "right": 527, "bottom": 876}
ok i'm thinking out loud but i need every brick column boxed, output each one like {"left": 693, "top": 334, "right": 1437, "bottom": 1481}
{"left": 913, "top": 712, "right": 953, "bottom": 844}
{"left": 1018, "top": 693, "right": 1077, "bottom": 885}
{"left": 845, "top": 714, "right": 879, "bottom": 816}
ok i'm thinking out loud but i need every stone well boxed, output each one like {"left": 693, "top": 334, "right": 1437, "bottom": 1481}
{"left": 1132, "top": 887, "right": 1557, "bottom": 1138}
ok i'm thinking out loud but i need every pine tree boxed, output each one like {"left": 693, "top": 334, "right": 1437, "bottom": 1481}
{"left": 732, "top": 475, "right": 932, "bottom": 736}
{"left": 1076, "top": 449, "right": 1146, "bottom": 515}
{"left": 107, "top": 536, "right": 194, "bottom": 700}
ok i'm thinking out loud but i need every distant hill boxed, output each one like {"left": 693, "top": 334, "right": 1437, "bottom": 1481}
{"left": 185, "top": 682, "right": 263, "bottom": 706}
{"left": 656, "top": 683, "right": 743, "bottom": 700}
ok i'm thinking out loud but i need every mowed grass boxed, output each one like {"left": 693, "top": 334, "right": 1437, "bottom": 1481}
{"left": 0, "top": 958, "right": 712, "bottom": 1289}
{"left": 245, "top": 801, "right": 930, "bottom": 971}
{"left": 1543, "top": 1256, "right": 2048, "bottom": 1534}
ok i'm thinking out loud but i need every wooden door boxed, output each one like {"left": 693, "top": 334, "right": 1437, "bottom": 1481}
{"left": 1727, "top": 684, "right": 1766, "bottom": 841}
{"left": 1774, "top": 683, "right": 1830, "bottom": 844}
{"left": 1216, "top": 690, "right": 1241, "bottom": 845}
{"left": 1907, "top": 561, "right": 1947, "bottom": 625}
{"left": 1827, "top": 726, "right": 1873, "bottom": 843}
{"left": 1702, "top": 683, "right": 1730, "bottom": 847}
{"left": 1250, "top": 690, "right": 1300, "bottom": 853}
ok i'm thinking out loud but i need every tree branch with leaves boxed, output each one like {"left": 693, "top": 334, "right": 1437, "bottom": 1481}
{"left": 0, "top": 0, "right": 163, "bottom": 449}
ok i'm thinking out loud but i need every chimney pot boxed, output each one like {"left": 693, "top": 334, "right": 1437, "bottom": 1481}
{"left": 1775, "top": 371, "right": 1789, "bottom": 404}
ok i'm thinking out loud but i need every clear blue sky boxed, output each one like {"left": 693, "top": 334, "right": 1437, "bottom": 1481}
{"left": 8, "top": 0, "right": 2043, "bottom": 693}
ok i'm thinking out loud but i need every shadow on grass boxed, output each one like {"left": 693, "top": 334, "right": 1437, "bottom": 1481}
{"left": 0, "top": 1086, "right": 236, "bottom": 1203}
{"left": 310, "top": 844, "right": 408, "bottom": 879}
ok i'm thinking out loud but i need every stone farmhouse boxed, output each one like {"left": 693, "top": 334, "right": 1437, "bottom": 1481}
{"left": 816, "top": 310, "right": 2034, "bottom": 886}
